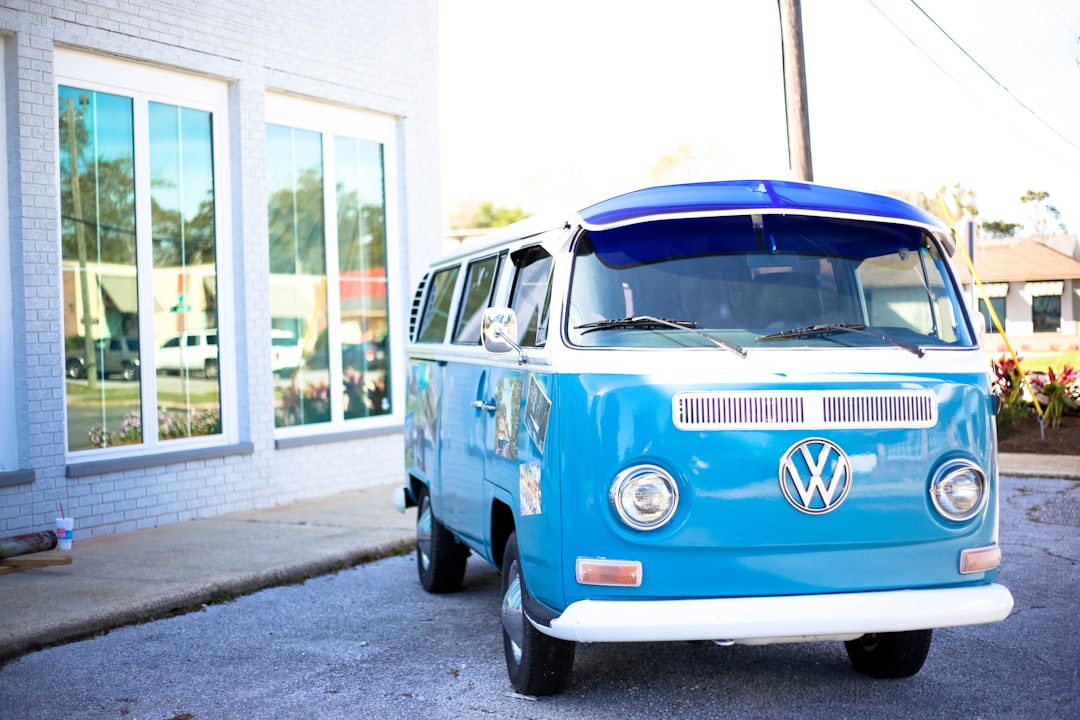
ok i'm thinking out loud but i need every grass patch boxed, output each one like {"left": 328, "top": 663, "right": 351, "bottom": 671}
{"left": 65, "top": 382, "right": 140, "bottom": 403}
{"left": 208, "top": 589, "right": 234, "bottom": 605}
{"left": 65, "top": 381, "right": 219, "bottom": 406}
{"left": 1019, "top": 351, "right": 1080, "bottom": 373}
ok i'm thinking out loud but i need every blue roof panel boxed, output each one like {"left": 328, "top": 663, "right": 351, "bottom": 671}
{"left": 578, "top": 180, "right": 945, "bottom": 229}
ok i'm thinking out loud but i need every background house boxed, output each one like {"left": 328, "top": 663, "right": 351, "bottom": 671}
{"left": 0, "top": 1, "right": 440, "bottom": 539}
{"left": 952, "top": 234, "right": 1080, "bottom": 353}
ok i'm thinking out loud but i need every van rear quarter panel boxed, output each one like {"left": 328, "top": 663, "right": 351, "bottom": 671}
{"left": 534, "top": 367, "right": 999, "bottom": 611}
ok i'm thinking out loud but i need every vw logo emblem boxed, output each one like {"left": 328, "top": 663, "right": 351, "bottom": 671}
{"left": 779, "top": 438, "right": 852, "bottom": 515}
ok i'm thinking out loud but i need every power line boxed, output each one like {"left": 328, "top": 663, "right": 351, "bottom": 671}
{"left": 867, "top": 1, "right": 971, "bottom": 97}
{"left": 866, "top": 0, "right": 1041, "bottom": 149}
{"left": 908, "top": 0, "right": 1080, "bottom": 154}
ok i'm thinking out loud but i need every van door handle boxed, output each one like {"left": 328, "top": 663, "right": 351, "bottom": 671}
{"left": 470, "top": 400, "right": 496, "bottom": 413}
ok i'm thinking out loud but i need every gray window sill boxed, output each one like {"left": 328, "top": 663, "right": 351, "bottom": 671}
{"left": 0, "top": 469, "right": 35, "bottom": 487}
{"left": 274, "top": 424, "right": 400, "bottom": 449}
{"left": 66, "top": 442, "right": 255, "bottom": 478}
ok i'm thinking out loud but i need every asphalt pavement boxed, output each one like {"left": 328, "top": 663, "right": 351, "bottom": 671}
{"left": 0, "top": 452, "right": 1076, "bottom": 665}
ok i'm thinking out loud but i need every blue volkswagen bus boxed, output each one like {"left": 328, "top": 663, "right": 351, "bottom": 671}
{"left": 399, "top": 180, "right": 1013, "bottom": 695}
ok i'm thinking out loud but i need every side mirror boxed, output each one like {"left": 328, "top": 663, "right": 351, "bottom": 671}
{"left": 972, "top": 311, "right": 986, "bottom": 338}
{"left": 482, "top": 308, "right": 526, "bottom": 363}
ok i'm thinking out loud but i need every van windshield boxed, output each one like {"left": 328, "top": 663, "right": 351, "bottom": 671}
{"left": 566, "top": 215, "right": 974, "bottom": 350}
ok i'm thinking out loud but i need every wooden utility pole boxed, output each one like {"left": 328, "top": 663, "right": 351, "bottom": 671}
{"left": 778, "top": 0, "right": 813, "bottom": 181}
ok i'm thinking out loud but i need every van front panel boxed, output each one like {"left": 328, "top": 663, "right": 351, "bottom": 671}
{"left": 539, "top": 367, "right": 997, "bottom": 611}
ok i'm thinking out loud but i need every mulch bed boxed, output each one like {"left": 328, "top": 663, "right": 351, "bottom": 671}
{"left": 996, "top": 414, "right": 1080, "bottom": 456}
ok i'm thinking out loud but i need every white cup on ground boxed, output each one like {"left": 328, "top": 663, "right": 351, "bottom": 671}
{"left": 56, "top": 517, "right": 74, "bottom": 550}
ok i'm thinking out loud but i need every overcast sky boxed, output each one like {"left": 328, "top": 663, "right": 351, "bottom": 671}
{"left": 439, "top": 0, "right": 1080, "bottom": 233}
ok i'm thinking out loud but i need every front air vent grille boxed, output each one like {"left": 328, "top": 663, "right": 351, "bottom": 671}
{"left": 673, "top": 390, "right": 937, "bottom": 430}
{"left": 821, "top": 392, "right": 936, "bottom": 427}
{"left": 676, "top": 394, "right": 805, "bottom": 428}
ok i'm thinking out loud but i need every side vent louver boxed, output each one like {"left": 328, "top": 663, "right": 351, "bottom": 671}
{"left": 408, "top": 273, "right": 430, "bottom": 342}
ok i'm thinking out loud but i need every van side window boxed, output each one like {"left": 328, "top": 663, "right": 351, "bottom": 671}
{"left": 509, "top": 246, "right": 554, "bottom": 347}
{"left": 417, "top": 266, "right": 461, "bottom": 343}
{"left": 453, "top": 255, "right": 503, "bottom": 344}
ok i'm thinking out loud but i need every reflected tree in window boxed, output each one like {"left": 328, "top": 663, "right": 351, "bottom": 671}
{"left": 337, "top": 136, "right": 390, "bottom": 419}
{"left": 267, "top": 124, "right": 330, "bottom": 426}
{"left": 150, "top": 102, "right": 221, "bottom": 440}
{"left": 59, "top": 87, "right": 140, "bottom": 451}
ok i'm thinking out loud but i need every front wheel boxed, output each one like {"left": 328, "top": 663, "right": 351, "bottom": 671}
{"left": 415, "top": 485, "right": 467, "bottom": 593}
{"left": 845, "top": 629, "right": 932, "bottom": 678}
{"left": 501, "top": 532, "right": 575, "bottom": 696}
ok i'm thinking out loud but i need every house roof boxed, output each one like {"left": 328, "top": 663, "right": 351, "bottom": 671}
{"left": 952, "top": 238, "right": 1080, "bottom": 282}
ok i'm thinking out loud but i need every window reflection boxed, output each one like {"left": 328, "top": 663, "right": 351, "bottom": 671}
{"left": 267, "top": 124, "right": 393, "bottom": 427}
{"left": 150, "top": 102, "right": 221, "bottom": 440}
{"left": 336, "top": 136, "right": 390, "bottom": 419}
{"left": 60, "top": 86, "right": 222, "bottom": 452}
{"left": 59, "top": 87, "right": 140, "bottom": 451}
{"left": 267, "top": 124, "right": 330, "bottom": 426}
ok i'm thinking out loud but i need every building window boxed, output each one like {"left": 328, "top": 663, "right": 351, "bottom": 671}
{"left": 58, "top": 51, "right": 232, "bottom": 456}
{"left": 978, "top": 297, "right": 1005, "bottom": 334}
{"left": 1032, "top": 295, "right": 1061, "bottom": 333}
{"left": 266, "top": 95, "right": 398, "bottom": 430}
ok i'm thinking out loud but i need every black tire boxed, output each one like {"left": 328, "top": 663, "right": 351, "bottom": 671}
{"left": 845, "top": 629, "right": 932, "bottom": 679}
{"left": 415, "top": 485, "right": 467, "bottom": 593}
{"left": 204, "top": 358, "right": 218, "bottom": 379}
{"left": 501, "top": 532, "right": 575, "bottom": 696}
{"left": 66, "top": 359, "right": 85, "bottom": 379}
{"left": 121, "top": 361, "right": 138, "bottom": 382}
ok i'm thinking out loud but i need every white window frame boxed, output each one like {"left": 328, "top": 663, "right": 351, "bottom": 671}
{"left": 265, "top": 93, "right": 404, "bottom": 440}
{"left": 56, "top": 49, "right": 237, "bottom": 461}
{"left": 0, "top": 35, "right": 16, "bottom": 473}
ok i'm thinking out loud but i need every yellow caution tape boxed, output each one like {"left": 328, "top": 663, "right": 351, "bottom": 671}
{"left": 935, "top": 196, "right": 1044, "bottom": 418}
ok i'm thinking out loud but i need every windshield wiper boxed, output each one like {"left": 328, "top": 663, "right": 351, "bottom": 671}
{"left": 576, "top": 315, "right": 747, "bottom": 358}
{"left": 756, "top": 323, "right": 925, "bottom": 357}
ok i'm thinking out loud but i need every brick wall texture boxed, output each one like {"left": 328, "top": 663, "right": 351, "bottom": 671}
{"left": 0, "top": 0, "right": 439, "bottom": 537}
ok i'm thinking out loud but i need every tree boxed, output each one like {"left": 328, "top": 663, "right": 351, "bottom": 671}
{"left": 337, "top": 181, "right": 386, "bottom": 272}
{"left": 651, "top": 142, "right": 696, "bottom": 184}
{"left": 885, "top": 182, "right": 978, "bottom": 226}
{"left": 980, "top": 220, "right": 1023, "bottom": 238}
{"left": 1020, "top": 190, "right": 1065, "bottom": 236}
{"left": 267, "top": 168, "right": 327, "bottom": 275}
{"left": 449, "top": 201, "right": 529, "bottom": 229}
{"left": 938, "top": 182, "right": 979, "bottom": 223}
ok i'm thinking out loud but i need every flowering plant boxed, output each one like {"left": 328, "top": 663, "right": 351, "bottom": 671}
{"left": 1030, "top": 364, "right": 1079, "bottom": 428}
{"left": 990, "top": 354, "right": 1030, "bottom": 435}
{"left": 88, "top": 407, "right": 221, "bottom": 448}
{"left": 278, "top": 381, "right": 332, "bottom": 425}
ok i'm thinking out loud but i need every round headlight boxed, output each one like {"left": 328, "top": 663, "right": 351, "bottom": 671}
{"left": 930, "top": 461, "right": 987, "bottom": 522}
{"left": 610, "top": 465, "right": 679, "bottom": 530}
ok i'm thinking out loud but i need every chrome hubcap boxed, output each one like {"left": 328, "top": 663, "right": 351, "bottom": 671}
{"left": 501, "top": 559, "right": 524, "bottom": 664}
{"left": 416, "top": 497, "right": 433, "bottom": 571}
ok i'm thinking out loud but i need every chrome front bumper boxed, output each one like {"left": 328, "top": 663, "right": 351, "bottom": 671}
{"left": 540, "top": 584, "right": 1014, "bottom": 644}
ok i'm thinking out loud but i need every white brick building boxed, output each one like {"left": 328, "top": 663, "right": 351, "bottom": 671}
{"left": 0, "top": 1, "right": 440, "bottom": 538}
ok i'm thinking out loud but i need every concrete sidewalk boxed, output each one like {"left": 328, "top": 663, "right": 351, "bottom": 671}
{"left": 0, "top": 483, "right": 415, "bottom": 664}
{"left": 1, "top": 454, "right": 1076, "bottom": 665}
